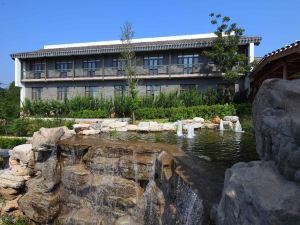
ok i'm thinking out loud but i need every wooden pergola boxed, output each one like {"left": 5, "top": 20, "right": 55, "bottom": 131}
{"left": 250, "top": 40, "right": 300, "bottom": 98}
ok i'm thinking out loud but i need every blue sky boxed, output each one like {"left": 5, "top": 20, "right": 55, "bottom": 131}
{"left": 0, "top": 0, "right": 299, "bottom": 85}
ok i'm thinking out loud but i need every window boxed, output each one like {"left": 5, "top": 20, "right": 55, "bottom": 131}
{"left": 180, "top": 84, "right": 196, "bottom": 93}
{"left": 177, "top": 54, "right": 199, "bottom": 74}
{"left": 83, "top": 59, "right": 101, "bottom": 76}
{"left": 30, "top": 62, "right": 45, "bottom": 79}
{"left": 57, "top": 87, "right": 68, "bottom": 100}
{"left": 56, "top": 61, "right": 72, "bottom": 78}
{"left": 32, "top": 87, "right": 42, "bottom": 101}
{"left": 114, "top": 85, "right": 128, "bottom": 97}
{"left": 146, "top": 85, "right": 161, "bottom": 96}
{"left": 144, "top": 55, "right": 164, "bottom": 75}
{"left": 85, "top": 86, "right": 98, "bottom": 98}
{"left": 112, "top": 58, "right": 126, "bottom": 76}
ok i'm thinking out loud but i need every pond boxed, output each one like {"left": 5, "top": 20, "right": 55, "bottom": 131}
{"left": 99, "top": 129, "right": 258, "bottom": 175}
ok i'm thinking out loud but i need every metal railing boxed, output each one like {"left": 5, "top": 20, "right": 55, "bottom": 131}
{"left": 22, "top": 64, "right": 220, "bottom": 80}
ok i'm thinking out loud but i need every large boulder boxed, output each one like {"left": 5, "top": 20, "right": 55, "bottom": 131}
{"left": 18, "top": 177, "right": 60, "bottom": 224}
{"left": 9, "top": 144, "right": 33, "bottom": 165}
{"left": 0, "top": 170, "right": 28, "bottom": 189}
{"left": 253, "top": 79, "right": 300, "bottom": 182}
{"left": 216, "top": 161, "right": 300, "bottom": 225}
{"left": 32, "top": 126, "right": 74, "bottom": 150}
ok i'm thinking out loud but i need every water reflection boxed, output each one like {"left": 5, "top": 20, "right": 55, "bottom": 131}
{"left": 101, "top": 129, "right": 258, "bottom": 170}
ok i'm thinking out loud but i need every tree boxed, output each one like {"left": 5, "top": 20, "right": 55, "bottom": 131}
{"left": 120, "top": 21, "right": 139, "bottom": 123}
{"left": 0, "top": 82, "right": 20, "bottom": 120}
{"left": 203, "top": 13, "right": 250, "bottom": 82}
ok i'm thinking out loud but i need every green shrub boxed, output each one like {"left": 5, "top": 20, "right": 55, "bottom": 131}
{"left": 0, "top": 214, "right": 29, "bottom": 225}
{"left": 21, "top": 89, "right": 225, "bottom": 118}
{"left": 11, "top": 118, "right": 74, "bottom": 137}
{"left": 68, "top": 109, "right": 109, "bottom": 118}
{"left": 135, "top": 104, "right": 236, "bottom": 121}
{"left": 0, "top": 137, "right": 27, "bottom": 149}
{"left": 234, "top": 103, "right": 252, "bottom": 117}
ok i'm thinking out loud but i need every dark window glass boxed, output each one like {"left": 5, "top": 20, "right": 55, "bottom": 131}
{"left": 56, "top": 61, "right": 72, "bottom": 78}
{"left": 83, "top": 60, "right": 101, "bottom": 69}
{"left": 180, "top": 84, "right": 196, "bottom": 94}
{"left": 32, "top": 87, "right": 42, "bottom": 101}
{"left": 57, "top": 87, "right": 68, "bottom": 100}
{"left": 144, "top": 55, "right": 164, "bottom": 75}
{"left": 177, "top": 54, "right": 199, "bottom": 74}
{"left": 30, "top": 62, "right": 45, "bottom": 79}
{"left": 146, "top": 85, "right": 161, "bottom": 96}
{"left": 112, "top": 58, "right": 126, "bottom": 75}
{"left": 114, "top": 85, "right": 128, "bottom": 97}
{"left": 85, "top": 86, "right": 98, "bottom": 98}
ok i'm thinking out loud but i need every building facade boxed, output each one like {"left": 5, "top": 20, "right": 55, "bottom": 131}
{"left": 11, "top": 33, "right": 261, "bottom": 103}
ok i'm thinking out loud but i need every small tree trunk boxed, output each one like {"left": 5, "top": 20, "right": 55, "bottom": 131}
{"left": 131, "top": 111, "right": 136, "bottom": 124}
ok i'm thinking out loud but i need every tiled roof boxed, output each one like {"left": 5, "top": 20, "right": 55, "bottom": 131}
{"left": 250, "top": 40, "right": 300, "bottom": 77}
{"left": 11, "top": 36, "right": 261, "bottom": 59}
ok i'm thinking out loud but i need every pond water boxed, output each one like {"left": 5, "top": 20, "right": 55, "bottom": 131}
{"left": 99, "top": 129, "right": 258, "bottom": 174}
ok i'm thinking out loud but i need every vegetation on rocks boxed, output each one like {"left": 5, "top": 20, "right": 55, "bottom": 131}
{"left": 10, "top": 118, "right": 74, "bottom": 137}
{"left": 0, "top": 215, "right": 29, "bottom": 225}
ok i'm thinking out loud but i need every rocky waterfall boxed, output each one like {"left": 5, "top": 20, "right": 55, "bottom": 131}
{"left": 0, "top": 127, "right": 209, "bottom": 224}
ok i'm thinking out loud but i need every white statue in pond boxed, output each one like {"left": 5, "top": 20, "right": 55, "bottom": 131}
{"left": 177, "top": 120, "right": 183, "bottom": 137}
{"left": 235, "top": 120, "right": 244, "bottom": 133}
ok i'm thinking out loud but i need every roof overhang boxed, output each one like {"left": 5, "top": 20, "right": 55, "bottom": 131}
{"left": 250, "top": 41, "right": 300, "bottom": 79}
{"left": 11, "top": 35, "right": 262, "bottom": 59}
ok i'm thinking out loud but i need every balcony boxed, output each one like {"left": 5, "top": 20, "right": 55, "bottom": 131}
{"left": 21, "top": 64, "right": 220, "bottom": 82}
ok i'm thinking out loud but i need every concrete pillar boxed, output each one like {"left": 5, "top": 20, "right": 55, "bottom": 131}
{"left": 14, "top": 58, "right": 25, "bottom": 106}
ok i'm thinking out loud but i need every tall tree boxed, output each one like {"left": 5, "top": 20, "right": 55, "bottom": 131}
{"left": 120, "top": 21, "right": 139, "bottom": 123}
{"left": 0, "top": 82, "right": 20, "bottom": 120}
{"left": 203, "top": 13, "right": 250, "bottom": 82}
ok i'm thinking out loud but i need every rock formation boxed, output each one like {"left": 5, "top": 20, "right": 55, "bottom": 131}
{"left": 253, "top": 79, "right": 300, "bottom": 182}
{"left": 1, "top": 126, "right": 207, "bottom": 224}
{"left": 216, "top": 79, "right": 300, "bottom": 225}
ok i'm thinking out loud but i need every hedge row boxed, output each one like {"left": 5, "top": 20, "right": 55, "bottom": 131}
{"left": 0, "top": 137, "right": 27, "bottom": 149}
{"left": 135, "top": 104, "right": 236, "bottom": 121}
{"left": 67, "top": 109, "right": 109, "bottom": 119}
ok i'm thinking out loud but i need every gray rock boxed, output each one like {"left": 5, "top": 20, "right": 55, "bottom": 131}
{"left": 9, "top": 144, "right": 33, "bottom": 165}
{"left": 216, "top": 161, "right": 300, "bottom": 225}
{"left": 223, "top": 116, "right": 239, "bottom": 123}
{"left": 253, "top": 79, "right": 300, "bottom": 181}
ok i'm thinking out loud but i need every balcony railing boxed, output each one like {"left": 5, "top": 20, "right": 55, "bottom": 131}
{"left": 22, "top": 64, "right": 219, "bottom": 80}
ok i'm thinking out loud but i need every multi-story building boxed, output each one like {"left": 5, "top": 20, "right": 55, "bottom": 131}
{"left": 11, "top": 33, "right": 261, "bottom": 103}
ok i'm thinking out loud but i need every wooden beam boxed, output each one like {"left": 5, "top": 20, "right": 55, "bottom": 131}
{"left": 283, "top": 60, "right": 287, "bottom": 79}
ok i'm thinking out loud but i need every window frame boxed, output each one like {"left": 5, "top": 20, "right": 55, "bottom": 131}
{"left": 144, "top": 55, "right": 164, "bottom": 75}
{"left": 180, "top": 84, "right": 197, "bottom": 94}
{"left": 32, "top": 87, "right": 43, "bottom": 101}
{"left": 146, "top": 85, "right": 161, "bottom": 96}
{"left": 85, "top": 86, "right": 98, "bottom": 98}
{"left": 57, "top": 87, "right": 68, "bottom": 100}
{"left": 114, "top": 85, "right": 128, "bottom": 97}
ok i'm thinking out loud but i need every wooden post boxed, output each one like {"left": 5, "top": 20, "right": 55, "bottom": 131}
{"left": 44, "top": 59, "right": 47, "bottom": 80}
{"left": 283, "top": 61, "right": 288, "bottom": 80}
{"left": 102, "top": 57, "right": 105, "bottom": 80}
{"left": 168, "top": 52, "right": 171, "bottom": 79}
{"left": 72, "top": 58, "right": 75, "bottom": 79}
